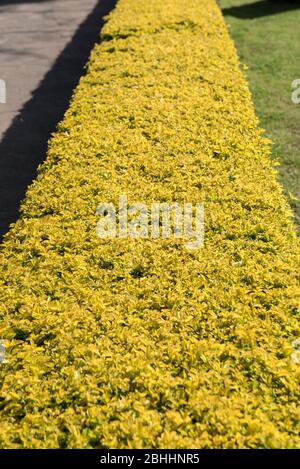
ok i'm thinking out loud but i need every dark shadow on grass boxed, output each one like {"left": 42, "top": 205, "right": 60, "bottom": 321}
{"left": 222, "top": 0, "right": 300, "bottom": 19}
{"left": 0, "top": 0, "right": 117, "bottom": 241}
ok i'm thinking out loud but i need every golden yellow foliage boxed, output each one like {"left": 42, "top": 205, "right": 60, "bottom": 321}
{"left": 0, "top": 0, "right": 299, "bottom": 448}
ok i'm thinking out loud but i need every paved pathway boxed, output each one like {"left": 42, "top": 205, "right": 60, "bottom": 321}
{"left": 0, "top": 0, "right": 116, "bottom": 240}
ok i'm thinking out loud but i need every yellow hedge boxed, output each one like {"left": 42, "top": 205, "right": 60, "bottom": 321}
{"left": 0, "top": 0, "right": 299, "bottom": 448}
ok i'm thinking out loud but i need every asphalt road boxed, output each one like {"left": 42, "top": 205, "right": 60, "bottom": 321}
{"left": 0, "top": 0, "right": 117, "bottom": 240}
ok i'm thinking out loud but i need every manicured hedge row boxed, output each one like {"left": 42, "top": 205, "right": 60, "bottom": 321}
{"left": 0, "top": 0, "right": 299, "bottom": 448}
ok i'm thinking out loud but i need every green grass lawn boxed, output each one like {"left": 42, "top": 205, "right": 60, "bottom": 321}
{"left": 220, "top": 0, "right": 300, "bottom": 231}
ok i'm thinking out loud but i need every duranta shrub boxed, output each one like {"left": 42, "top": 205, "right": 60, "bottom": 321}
{"left": 0, "top": 0, "right": 299, "bottom": 448}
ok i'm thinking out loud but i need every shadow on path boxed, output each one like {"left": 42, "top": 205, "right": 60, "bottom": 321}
{"left": 0, "top": 0, "right": 117, "bottom": 241}
{"left": 222, "top": 0, "right": 300, "bottom": 19}
{"left": 0, "top": 0, "right": 54, "bottom": 6}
